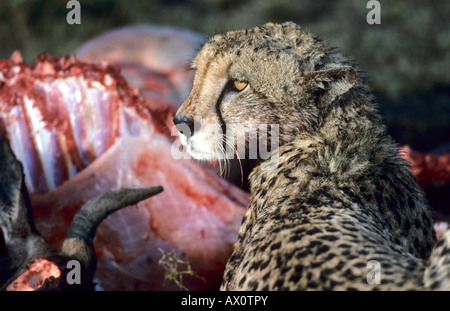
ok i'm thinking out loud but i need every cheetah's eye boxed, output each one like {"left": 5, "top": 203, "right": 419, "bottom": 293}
{"left": 232, "top": 80, "right": 248, "bottom": 92}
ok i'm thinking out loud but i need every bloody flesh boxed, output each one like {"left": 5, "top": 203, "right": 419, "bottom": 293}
{"left": 0, "top": 49, "right": 248, "bottom": 290}
{"left": 6, "top": 258, "right": 61, "bottom": 291}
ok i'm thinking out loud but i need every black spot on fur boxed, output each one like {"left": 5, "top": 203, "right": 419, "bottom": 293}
{"left": 271, "top": 241, "right": 282, "bottom": 251}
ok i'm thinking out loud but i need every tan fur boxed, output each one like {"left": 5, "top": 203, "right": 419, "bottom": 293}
{"left": 61, "top": 237, "right": 94, "bottom": 269}
{"left": 174, "top": 22, "right": 448, "bottom": 290}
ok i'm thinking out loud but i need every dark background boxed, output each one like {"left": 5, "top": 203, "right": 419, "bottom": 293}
{"left": 1, "top": 0, "right": 449, "bottom": 152}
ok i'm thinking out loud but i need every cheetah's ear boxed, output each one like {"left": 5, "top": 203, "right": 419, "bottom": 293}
{"left": 304, "top": 66, "right": 356, "bottom": 103}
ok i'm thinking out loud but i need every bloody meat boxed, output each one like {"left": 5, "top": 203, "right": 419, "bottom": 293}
{"left": 0, "top": 32, "right": 248, "bottom": 290}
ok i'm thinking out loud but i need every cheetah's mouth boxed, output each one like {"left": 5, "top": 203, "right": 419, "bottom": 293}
{"left": 176, "top": 122, "right": 280, "bottom": 163}
{"left": 177, "top": 130, "right": 225, "bottom": 161}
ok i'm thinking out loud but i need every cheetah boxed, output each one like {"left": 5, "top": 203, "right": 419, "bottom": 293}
{"left": 173, "top": 22, "right": 450, "bottom": 290}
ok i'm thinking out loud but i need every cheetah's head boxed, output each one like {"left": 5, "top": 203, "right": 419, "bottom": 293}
{"left": 173, "top": 22, "right": 356, "bottom": 162}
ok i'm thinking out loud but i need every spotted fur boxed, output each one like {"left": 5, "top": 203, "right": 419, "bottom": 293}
{"left": 174, "top": 22, "right": 449, "bottom": 290}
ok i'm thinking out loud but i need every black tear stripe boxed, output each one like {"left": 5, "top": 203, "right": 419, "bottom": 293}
{"left": 215, "top": 84, "right": 228, "bottom": 154}
{"left": 214, "top": 62, "right": 234, "bottom": 155}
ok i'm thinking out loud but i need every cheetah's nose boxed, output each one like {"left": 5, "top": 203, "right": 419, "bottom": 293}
{"left": 173, "top": 115, "right": 195, "bottom": 136}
